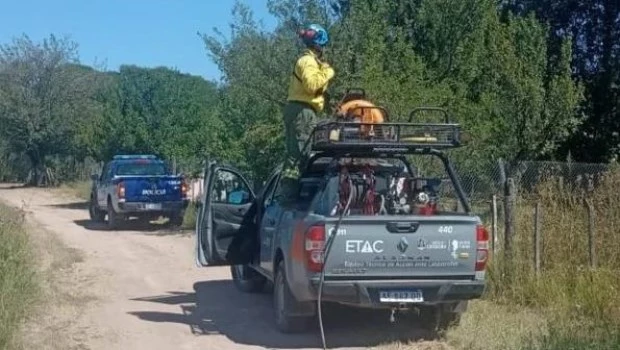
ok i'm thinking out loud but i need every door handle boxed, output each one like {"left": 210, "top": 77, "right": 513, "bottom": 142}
{"left": 386, "top": 221, "right": 420, "bottom": 233}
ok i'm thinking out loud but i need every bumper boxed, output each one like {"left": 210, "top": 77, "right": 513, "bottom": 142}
{"left": 308, "top": 278, "right": 485, "bottom": 307}
{"left": 117, "top": 200, "right": 189, "bottom": 214}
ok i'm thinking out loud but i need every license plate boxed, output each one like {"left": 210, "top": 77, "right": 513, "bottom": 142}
{"left": 145, "top": 203, "right": 161, "bottom": 210}
{"left": 379, "top": 290, "right": 424, "bottom": 303}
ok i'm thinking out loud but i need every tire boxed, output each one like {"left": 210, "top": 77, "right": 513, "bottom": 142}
{"left": 168, "top": 212, "right": 184, "bottom": 227}
{"left": 231, "top": 264, "right": 267, "bottom": 293}
{"left": 419, "top": 303, "right": 462, "bottom": 332}
{"left": 107, "top": 200, "right": 123, "bottom": 230}
{"left": 273, "top": 260, "right": 312, "bottom": 333}
{"left": 136, "top": 216, "right": 152, "bottom": 226}
{"left": 89, "top": 195, "right": 106, "bottom": 223}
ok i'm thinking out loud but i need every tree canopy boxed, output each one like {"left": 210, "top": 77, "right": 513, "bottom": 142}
{"left": 0, "top": 0, "right": 616, "bottom": 185}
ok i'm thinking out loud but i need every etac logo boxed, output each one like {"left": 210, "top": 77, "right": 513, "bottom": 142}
{"left": 345, "top": 240, "right": 384, "bottom": 254}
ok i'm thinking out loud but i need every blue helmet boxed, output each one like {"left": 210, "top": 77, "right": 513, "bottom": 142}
{"left": 299, "top": 24, "right": 329, "bottom": 48}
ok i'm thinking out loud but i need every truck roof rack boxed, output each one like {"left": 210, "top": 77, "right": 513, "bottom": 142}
{"left": 113, "top": 154, "right": 159, "bottom": 160}
{"left": 309, "top": 121, "right": 462, "bottom": 153}
{"left": 306, "top": 107, "right": 464, "bottom": 155}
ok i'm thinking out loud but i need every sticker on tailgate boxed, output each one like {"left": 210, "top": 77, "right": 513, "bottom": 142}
{"left": 142, "top": 189, "right": 166, "bottom": 195}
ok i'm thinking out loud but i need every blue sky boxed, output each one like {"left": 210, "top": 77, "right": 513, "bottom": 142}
{"left": 0, "top": 0, "right": 277, "bottom": 81}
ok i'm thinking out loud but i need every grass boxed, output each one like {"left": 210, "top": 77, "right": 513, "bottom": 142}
{"left": 0, "top": 203, "right": 39, "bottom": 349}
{"left": 182, "top": 201, "right": 198, "bottom": 229}
{"left": 466, "top": 168, "right": 620, "bottom": 349}
{"left": 59, "top": 180, "right": 91, "bottom": 201}
{"left": 378, "top": 169, "right": 620, "bottom": 350}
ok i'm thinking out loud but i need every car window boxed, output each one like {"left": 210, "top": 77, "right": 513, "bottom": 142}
{"left": 261, "top": 175, "right": 280, "bottom": 207}
{"left": 211, "top": 169, "right": 252, "bottom": 205}
{"left": 115, "top": 161, "right": 167, "bottom": 176}
{"left": 99, "top": 164, "right": 109, "bottom": 181}
{"left": 104, "top": 163, "right": 114, "bottom": 181}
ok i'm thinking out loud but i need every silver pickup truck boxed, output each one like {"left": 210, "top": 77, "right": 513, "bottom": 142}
{"left": 195, "top": 115, "right": 487, "bottom": 333}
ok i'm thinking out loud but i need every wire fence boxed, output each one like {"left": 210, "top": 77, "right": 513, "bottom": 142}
{"left": 460, "top": 160, "right": 619, "bottom": 274}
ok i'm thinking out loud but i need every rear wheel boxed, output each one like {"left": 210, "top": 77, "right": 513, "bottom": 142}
{"left": 418, "top": 303, "right": 462, "bottom": 332}
{"left": 89, "top": 195, "right": 106, "bottom": 222}
{"left": 273, "top": 260, "right": 313, "bottom": 333}
{"left": 107, "top": 200, "right": 123, "bottom": 230}
{"left": 231, "top": 264, "right": 267, "bottom": 293}
{"left": 168, "top": 212, "right": 184, "bottom": 227}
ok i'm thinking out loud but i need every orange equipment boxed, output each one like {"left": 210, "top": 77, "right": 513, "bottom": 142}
{"left": 336, "top": 99, "right": 386, "bottom": 138}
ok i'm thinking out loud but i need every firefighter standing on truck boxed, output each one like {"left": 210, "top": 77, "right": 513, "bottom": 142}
{"left": 282, "top": 23, "right": 335, "bottom": 180}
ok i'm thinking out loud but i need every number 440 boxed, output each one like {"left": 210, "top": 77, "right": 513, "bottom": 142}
{"left": 438, "top": 225, "right": 453, "bottom": 234}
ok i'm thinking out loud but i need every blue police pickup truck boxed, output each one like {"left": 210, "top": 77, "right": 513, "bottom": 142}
{"left": 88, "top": 155, "right": 189, "bottom": 230}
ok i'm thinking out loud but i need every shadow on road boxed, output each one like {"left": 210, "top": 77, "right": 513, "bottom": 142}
{"left": 47, "top": 201, "right": 90, "bottom": 210}
{"left": 0, "top": 184, "right": 28, "bottom": 190}
{"left": 73, "top": 219, "right": 189, "bottom": 236}
{"left": 129, "top": 280, "right": 437, "bottom": 349}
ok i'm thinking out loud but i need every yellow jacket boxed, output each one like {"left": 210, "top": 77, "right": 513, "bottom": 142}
{"left": 287, "top": 49, "right": 335, "bottom": 112}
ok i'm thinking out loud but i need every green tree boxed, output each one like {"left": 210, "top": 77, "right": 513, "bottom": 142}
{"left": 206, "top": 0, "right": 581, "bottom": 183}
{"left": 502, "top": 0, "right": 620, "bottom": 162}
{"left": 0, "top": 34, "right": 100, "bottom": 185}
{"left": 92, "top": 65, "right": 227, "bottom": 177}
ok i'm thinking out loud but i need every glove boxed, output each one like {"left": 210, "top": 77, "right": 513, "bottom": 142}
{"left": 324, "top": 65, "right": 335, "bottom": 80}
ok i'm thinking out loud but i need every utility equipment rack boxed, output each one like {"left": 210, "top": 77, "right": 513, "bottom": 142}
{"left": 297, "top": 107, "right": 472, "bottom": 213}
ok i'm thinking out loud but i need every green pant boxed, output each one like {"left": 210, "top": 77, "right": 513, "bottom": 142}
{"left": 278, "top": 101, "right": 317, "bottom": 204}
{"left": 282, "top": 101, "right": 317, "bottom": 177}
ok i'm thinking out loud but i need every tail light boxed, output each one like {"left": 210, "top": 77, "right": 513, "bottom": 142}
{"left": 475, "top": 224, "right": 489, "bottom": 272}
{"left": 181, "top": 180, "right": 188, "bottom": 199}
{"left": 116, "top": 182, "right": 125, "bottom": 199}
{"left": 304, "top": 225, "right": 326, "bottom": 273}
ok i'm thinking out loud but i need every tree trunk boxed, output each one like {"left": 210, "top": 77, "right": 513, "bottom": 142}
{"left": 26, "top": 150, "right": 42, "bottom": 187}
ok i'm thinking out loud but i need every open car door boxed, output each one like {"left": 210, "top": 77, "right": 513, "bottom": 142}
{"left": 196, "top": 162, "right": 256, "bottom": 267}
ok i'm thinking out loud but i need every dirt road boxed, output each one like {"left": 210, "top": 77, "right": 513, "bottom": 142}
{"left": 0, "top": 186, "right": 445, "bottom": 350}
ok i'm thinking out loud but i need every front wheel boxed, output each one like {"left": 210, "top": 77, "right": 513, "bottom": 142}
{"left": 89, "top": 196, "right": 106, "bottom": 222}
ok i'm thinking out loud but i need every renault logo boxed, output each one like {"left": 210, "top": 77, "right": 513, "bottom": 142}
{"left": 397, "top": 237, "right": 409, "bottom": 253}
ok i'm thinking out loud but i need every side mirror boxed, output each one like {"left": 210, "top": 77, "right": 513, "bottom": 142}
{"left": 91, "top": 174, "right": 99, "bottom": 181}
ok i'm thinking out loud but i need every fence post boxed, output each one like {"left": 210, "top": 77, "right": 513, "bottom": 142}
{"left": 504, "top": 178, "right": 516, "bottom": 265}
{"left": 534, "top": 201, "right": 541, "bottom": 275}
{"left": 491, "top": 194, "right": 498, "bottom": 255}
{"left": 585, "top": 199, "right": 597, "bottom": 269}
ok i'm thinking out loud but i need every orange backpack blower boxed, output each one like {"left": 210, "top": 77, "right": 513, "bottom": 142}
{"left": 335, "top": 89, "right": 387, "bottom": 138}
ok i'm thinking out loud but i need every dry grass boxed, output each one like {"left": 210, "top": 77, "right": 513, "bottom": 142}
{"left": 377, "top": 169, "right": 620, "bottom": 350}
{"left": 10, "top": 200, "right": 94, "bottom": 350}
{"left": 482, "top": 168, "right": 620, "bottom": 349}
{"left": 58, "top": 181, "right": 91, "bottom": 201}
{"left": 0, "top": 203, "right": 39, "bottom": 349}
{"left": 445, "top": 301, "right": 547, "bottom": 350}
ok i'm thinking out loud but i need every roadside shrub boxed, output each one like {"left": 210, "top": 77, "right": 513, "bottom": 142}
{"left": 182, "top": 202, "right": 197, "bottom": 230}
{"left": 0, "top": 204, "right": 38, "bottom": 349}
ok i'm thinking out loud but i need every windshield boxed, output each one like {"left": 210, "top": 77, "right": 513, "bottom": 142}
{"left": 115, "top": 161, "right": 168, "bottom": 176}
